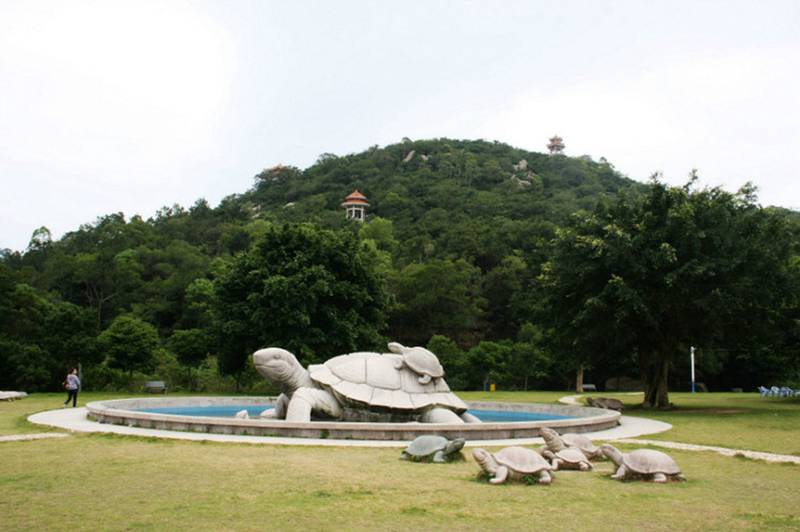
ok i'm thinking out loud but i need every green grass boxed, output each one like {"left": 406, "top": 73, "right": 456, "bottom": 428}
{"left": 1, "top": 392, "right": 799, "bottom": 530}
{"left": 572, "top": 392, "right": 800, "bottom": 456}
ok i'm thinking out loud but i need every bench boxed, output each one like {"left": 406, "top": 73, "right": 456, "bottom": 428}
{"left": 144, "top": 381, "right": 167, "bottom": 394}
{"left": 581, "top": 384, "right": 597, "bottom": 392}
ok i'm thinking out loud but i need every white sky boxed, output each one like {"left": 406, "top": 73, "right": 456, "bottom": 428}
{"left": 1, "top": 0, "right": 799, "bottom": 251}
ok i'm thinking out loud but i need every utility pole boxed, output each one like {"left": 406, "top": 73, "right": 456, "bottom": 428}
{"left": 690, "top": 346, "right": 696, "bottom": 393}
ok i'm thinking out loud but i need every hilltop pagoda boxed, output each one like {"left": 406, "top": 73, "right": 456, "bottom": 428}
{"left": 547, "top": 135, "right": 565, "bottom": 155}
{"left": 341, "top": 190, "right": 369, "bottom": 222}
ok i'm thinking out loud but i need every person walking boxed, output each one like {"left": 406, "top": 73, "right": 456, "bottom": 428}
{"left": 63, "top": 368, "right": 80, "bottom": 407}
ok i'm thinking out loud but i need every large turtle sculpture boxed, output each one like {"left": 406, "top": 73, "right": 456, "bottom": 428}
{"left": 472, "top": 447, "right": 554, "bottom": 485}
{"left": 540, "top": 427, "right": 603, "bottom": 460}
{"left": 600, "top": 444, "right": 685, "bottom": 483}
{"left": 253, "top": 344, "right": 480, "bottom": 423}
{"left": 401, "top": 435, "right": 465, "bottom": 463}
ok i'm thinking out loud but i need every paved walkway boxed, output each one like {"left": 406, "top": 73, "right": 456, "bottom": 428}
{"left": 0, "top": 433, "right": 69, "bottom": 443}
{"left": 615, "top": 438, "right": 800, "bottom": 465}
{"left": 559, "top": 392, "right": 642, "bottom": 406}
{"left": 28, "top": 407, "right": 672, "bottom": 448}
{"left": 24, "top": 405, "right": 799, "bottom": 464}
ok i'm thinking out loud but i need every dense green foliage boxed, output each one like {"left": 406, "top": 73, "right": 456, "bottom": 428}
{"left": 539, "top": 177, "right": 800, "bottom": 406}
{"left": 213, "top": 223, "right": 389, "bottom": 377}
{"left": 1, "top": 138, "right": 798, "bottom": 400}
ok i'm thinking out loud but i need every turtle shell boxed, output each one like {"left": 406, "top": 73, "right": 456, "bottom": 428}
{"left": 562, "top": 433, "right": 600, "bottom": 454}
{"left": 308, "top": 352, "right": 468, "bottom": 412}
{"left": 622, "top": 449, "right": 682, "bottom": 475}
{"left": 554, "top": 448, "right": 589, "bottom": 464}
{"left": 494, "top": 447, "right": 552, "bottom": 474}
{"left": 404, "top": 435, "right": 449, "bottom": 457}
{"left": 402, "top": 347, "right": 444, "bottom": 379}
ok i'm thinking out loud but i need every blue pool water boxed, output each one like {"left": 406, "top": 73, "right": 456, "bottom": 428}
{"left": 137, "top": 405, "right": 572, "bottom": 422}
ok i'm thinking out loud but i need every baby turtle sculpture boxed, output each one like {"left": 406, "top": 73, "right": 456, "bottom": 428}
{"left": 541, "top": 447, "right": 593, "bottom": 471}
{"left": 253, "top": 344, "right": 479, "bottom": 423}
{"left": 389, "top": 342, "right": 444, "bottom": 384}
{"left": 539, "top": 427, "right": 603, "bottom": 460}
{"left": 472, "top": 447, "right": 554, "bottom": 485}
{"left": 401, "top": 435, "right": 466, "bottom": 463}
{"left": 600, "top": 444, "right": 685, "bottom": 483}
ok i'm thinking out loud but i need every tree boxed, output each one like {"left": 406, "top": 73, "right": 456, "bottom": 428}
{"left": 168, "top": 328, "right": 211, "bottom": 390}
{"left": 98, "top": 316, "right": 160, "bottom": 376}
{"left": 390, "top": 259, "right": 485, "bottom": 346}
{"left": 213, "top": 223, "right": 390, "bottom": 379}
{"left": 539, "top": 178, "right": 796, "bottom": 407}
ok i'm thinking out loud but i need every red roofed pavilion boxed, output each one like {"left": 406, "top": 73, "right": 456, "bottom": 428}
{"left": 341, "top": 190, "right": 369, "bottom": 222}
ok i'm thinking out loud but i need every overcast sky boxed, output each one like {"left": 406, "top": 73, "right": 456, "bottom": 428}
{"left": 1, "top": 0, "right": 799, "bottom": 251}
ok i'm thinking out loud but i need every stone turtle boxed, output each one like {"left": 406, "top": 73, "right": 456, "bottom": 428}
{"left": 388, "top": 342, "right": 444, "bottom": 385}
{"left": 472, "top": 446, "right": 554, "bottom": 485}
{"left": 586, "top": 397, "right": 625, "bottom": 412}
{"left": 253, "top": 344, "right": 479, "bottom": 423}
{"left": 540, "top": 427, "right": 603, "bottom": 460}
{"left": 541, "top": 448, "right": 593, "bottom": 471}
{"left": 600, "top": 444, "right": 685, "bottom": 483}
{"left": 401, "top": 435, "right": 465, "bottom": 463}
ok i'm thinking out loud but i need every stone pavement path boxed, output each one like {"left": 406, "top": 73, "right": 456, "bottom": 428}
{"left": 561, "top": 393, "right": 800, "bottom": 465}
{"left": 615, "top": 438, "right": 800, "bottom": 465}
{"left": 0, "top": 433, "right": 70, "bottom": 443}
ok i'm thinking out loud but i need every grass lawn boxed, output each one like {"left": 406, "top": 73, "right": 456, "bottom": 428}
{"left": 1, "top": 392, "right": 799, "bottom": 531}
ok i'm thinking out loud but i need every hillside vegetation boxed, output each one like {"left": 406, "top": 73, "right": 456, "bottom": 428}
{"left": 2, "top": 139, "right": 797, "bottom": 403}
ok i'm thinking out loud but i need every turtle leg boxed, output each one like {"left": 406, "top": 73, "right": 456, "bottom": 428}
{"left": 432, "top": 450, "right": 446, "bottom": 463}
{"left": 579, "top": 461, "right": 592, "bottom": 471}
{"left": 651, "top": 473, "right": 668, "bottom": 483}
{"left": 421, "top": 408, "right": 463, "bottom": 423}
{"left": 285, "top": 387, "right": 342, "bottom": 422}
{"left": 611, "top": 464, "right": 628, "bottom": 480}
{"left": 260, "top": 393, "right": 290, "bottom": 419}
{"left": 551, "top": 458, "right": 562, "bottom": 471}
{"left": 460, "top": 412, "right": 482, "bottom": 423}
{"left": 538, "top": 471, "right": 553, "bottom": 485}
{"left": 490, "top": 466, "right": 509, "bottom": 484}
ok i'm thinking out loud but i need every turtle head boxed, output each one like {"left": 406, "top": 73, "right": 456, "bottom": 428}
{"left": 253, "top": 348, "right": 305, "bottom": 391}
{"left": 471, "top": 448, "right": 497, "bottom": 474}
{"left": 445, "top": 438, "right": 466, "bottom": 454}
{"left": 599, "top": 444, "right": 623, "bottom": 466}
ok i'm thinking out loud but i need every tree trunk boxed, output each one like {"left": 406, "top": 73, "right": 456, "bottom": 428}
{"left": 575, "top": 365, "right": 584, "bottom": 393}
{"left": 643, "top": 352, "right": 670, "bottom": 408}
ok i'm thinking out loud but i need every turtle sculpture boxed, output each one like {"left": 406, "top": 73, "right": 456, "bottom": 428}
{"left": 539, "top": 427, "right": 603, "bottom": 460}
{"left": 401, "top": 435, "right": 466, "bottom": 463}
{"left": 253, "top": 344, "right": 480, "bottom": 423}
{"left": 472, "top": 447, "right": 554, "bottom": 485}
{"left": 600, "top": 444, "right": 685, "bottom": 483}
{"left": 586, "top": 397, "right": 625, "bottom": 412}
{"left": 541, "top": 447, "right": 593, "bottom": 471}
{"left": 389, "top": 342, "right": 444, "bottom": 384}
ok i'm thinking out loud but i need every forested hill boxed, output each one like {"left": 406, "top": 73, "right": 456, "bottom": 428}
{"left": 241, "top": 138, "right": 641, "bottom": 267}
{"left": 0, "top": 138, "right": 652, "bottom": 392}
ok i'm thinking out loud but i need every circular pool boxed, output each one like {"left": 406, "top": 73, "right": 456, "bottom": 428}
{"left": 86, "top": 396, "right": 620, "bottom": 441}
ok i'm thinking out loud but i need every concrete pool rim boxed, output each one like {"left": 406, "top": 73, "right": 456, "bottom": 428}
{"left": 85, "top": 396, "right": 622, "bottom": 441}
